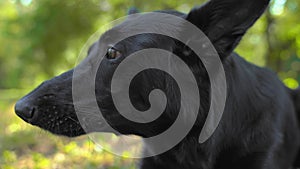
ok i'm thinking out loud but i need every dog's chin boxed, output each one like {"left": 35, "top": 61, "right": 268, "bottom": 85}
{"left": 48, "top": 127, "right": 86, "bottom": 137}
{"left": 32, "top": 122, "right": 86, "bottom": 137}
{"left": 42, "top": 122, "right": 123, "bottom": 138}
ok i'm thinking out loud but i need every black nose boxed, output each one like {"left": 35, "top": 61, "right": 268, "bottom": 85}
{"left": 15, "top": 99, "right": 36, "bottom": 122}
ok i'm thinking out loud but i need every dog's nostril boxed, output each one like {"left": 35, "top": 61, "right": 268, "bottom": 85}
{"left": 29, "top": 107, "right": 36, "bottom": 118}
{"left": 15, "top": 100, "right": 36, "bottom": 121}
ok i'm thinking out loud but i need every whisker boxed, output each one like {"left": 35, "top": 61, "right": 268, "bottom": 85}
{"left": 67, "top": 116, "right": 80, "bottom": 124}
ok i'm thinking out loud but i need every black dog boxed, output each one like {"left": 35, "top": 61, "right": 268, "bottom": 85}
{"left": 15, "top": 0, "right": 300, "bottom": 168}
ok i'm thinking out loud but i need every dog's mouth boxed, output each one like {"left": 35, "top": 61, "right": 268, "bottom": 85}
{"left": 15, "top": 101, "right": 85, "bottom": 137}
{"left": 14, "top": 94, "right": 118, "bottom": 137}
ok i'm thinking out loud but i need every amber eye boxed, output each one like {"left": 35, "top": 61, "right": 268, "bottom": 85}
{"left": 106, "top": 47, "right": 122, "bottom": 60}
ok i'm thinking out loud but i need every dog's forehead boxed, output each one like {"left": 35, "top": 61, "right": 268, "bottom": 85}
{"left": 101, "top": 12, "right": 186, "bottom": 44}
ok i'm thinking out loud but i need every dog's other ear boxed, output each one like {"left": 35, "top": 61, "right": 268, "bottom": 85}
{"left": 186, "top": 0, "right": 270, "bottom": 59}
{"left": 128, "top": 7, "right": 140, "bottom": 15}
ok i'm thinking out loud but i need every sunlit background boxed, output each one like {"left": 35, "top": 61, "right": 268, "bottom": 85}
{"left": 0, "top": 0, "right": 299, "bottom": 168}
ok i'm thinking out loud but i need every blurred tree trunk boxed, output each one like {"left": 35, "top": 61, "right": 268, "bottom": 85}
{"left": 265, "top": 8, "right": 283, "bottom": 73}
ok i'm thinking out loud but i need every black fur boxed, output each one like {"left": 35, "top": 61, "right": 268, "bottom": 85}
{"left": 15, "top": 0, "right": 300, "bottom": 168}
{"left": 292, "top": 88, "right": 300, "bottom": 117}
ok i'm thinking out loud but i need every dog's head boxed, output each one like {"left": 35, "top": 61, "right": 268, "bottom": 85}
{"left": 15, "top": 0, "right": 269, "bottom": 138}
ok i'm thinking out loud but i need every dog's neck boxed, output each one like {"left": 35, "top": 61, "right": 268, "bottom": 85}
{"left": 140, "top": 132, "right": 218, "bottom": 169}
{"left": 138, "top": 61, "right": 216, "bottom": 168}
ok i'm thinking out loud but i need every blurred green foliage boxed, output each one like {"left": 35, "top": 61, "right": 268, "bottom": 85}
{"left": 0, "top": 0, "right": 299, "bottom": 168}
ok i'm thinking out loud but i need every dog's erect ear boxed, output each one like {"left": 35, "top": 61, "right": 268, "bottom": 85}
{"left": 186, "top": 0, "right": 270, "bottom": 59}
{"left": 128, "top": 7, "right": 140, "bottom": 15}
